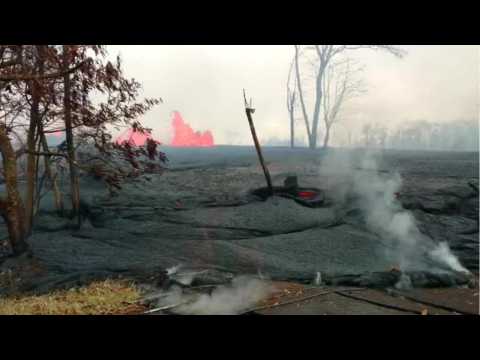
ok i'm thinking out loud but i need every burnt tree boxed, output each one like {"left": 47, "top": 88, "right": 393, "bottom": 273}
{"left": 293, "top": 45, "right": 405, "bottom": 149}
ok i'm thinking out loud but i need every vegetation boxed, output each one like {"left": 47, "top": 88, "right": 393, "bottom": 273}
{"left": 287, "top": 45, "right": 405, "bottom": 149}
{"left": 0, "top": 279, "right": 146, "bottom": 315}
{"left": 0, "top": 45, "right": 166, "bottom": 256}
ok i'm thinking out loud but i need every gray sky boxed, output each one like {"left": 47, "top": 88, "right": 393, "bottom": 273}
{"left": 107, "top": 45, "right": 479, "bottom": 145}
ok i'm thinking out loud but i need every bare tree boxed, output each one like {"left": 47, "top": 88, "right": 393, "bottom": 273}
{"left": 286, "top": 54, "right": 297, "bottom": 148}
{"left": 369, "top": 123, "right": 388, "bottom": 149}
{"left": 294, "top": 45, "right": 312, "bottom": 145}
{"left": 362, "top": 123, "right": 372, "bottom": 148}
{"left": 293, "top": 45, "right": 405, "bottom": 149}
{"left": 321, "top": 58, "right": 365, "bottom": 148}
{"left": 375, "top": 125, "right": 388, "bottom": 149}
{"left": 287, "top": 89, "right": 296, "bottom": 148}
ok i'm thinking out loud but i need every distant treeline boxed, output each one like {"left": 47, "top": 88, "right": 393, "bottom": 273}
{"left": 262, "top": 119, "right": 479, "bottom": 152}
{"left": 370, "top": 119, "right": 478, "bottom": 152}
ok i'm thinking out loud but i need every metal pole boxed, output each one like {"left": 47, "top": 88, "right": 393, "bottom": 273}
{"left": 243, "top": 90, "right": 274, "bottom": 195}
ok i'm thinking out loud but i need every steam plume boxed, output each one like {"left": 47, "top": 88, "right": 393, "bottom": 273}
{"left": 321, "top": 150, "right": 469, "bottom": 274}
{"left": 157, "top": 276, "right": 274, "bottom": 315}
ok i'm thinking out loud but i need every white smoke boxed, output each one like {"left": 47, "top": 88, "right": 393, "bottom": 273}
{"left": 395, "top": 273, "right": 413, "bottom": 290}
{"left": 157, "top": 276, "right": 275, "bottom": 315}
{"left": 166, "top": 264, "right": 182, "bottom": 275}
{"left": 321, "top": 150, "right": 469, "bottom": 274}
{"left": 428, "top": 242, "right": 468, "bottom": 273}
{"left": 166, "top": 265, "right": 207, "bottom": 286}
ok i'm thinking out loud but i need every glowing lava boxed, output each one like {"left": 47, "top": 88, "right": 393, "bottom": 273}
{"left": 115, "top": 128, "right": 154, "bottom": 146}
{"left": 45, "top": 130, "right": 65, "bottom": 146}
{"left": 170, "top": 111, "right": 214, "bottom": 147}
{"left": 51, "top": 130, "right": 64, "bottom": 138}
{"left": 113, "top": 111, "right": 214, "bottom": 148}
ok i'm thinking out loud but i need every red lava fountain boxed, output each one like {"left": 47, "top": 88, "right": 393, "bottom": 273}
{"left": 170, "top": 111, "right": 214, "bottom": 147}
{"left": 51, "top": 130, "right": 64, "bottom": 138}
{"left": 115, "top": 128, "right": 154, "bottom": 146}
{"left": 113, "top": 111, "right": 214, "bottom": 147}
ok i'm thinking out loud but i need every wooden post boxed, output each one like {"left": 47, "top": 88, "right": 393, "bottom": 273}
{"left": 243, "top": 90, "right": 274, "bottom": 195}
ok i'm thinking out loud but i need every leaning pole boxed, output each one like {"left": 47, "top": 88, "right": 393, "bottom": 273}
{"left": 243, "top": 89, "right": 274, "bottom": 195}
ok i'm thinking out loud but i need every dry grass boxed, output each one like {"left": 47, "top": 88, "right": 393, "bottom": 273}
{"left": 0, "top": 279, "right": 147, "bottom": 315}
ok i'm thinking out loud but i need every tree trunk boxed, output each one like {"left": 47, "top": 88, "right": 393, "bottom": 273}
{"left": 63, "top": 46, "right": 81, "bottom": 226}
{"left": 33, "top": 132, "right": 42, "bottom": 216}
{"left": 39, "top": 130, "right": 64, "bottom": 215}
{"left": 294, "top": 46, "right": 312, "bottom": 146}
{"left": 0, "top": 125, "right": 28, "bottom": 255}
{"left": 310, "top": 65, "right": 326, "bottom": 150}
{"left": 289, "top": 106, "right": 295, "bottom": 149}
{"left": 25, "top": 45, "right": 46, "bottom": 233}
{"left": 24, "top": 83, "right": 40, "bottom": 235}
{"left": 323, "top": 125, "right": 331, "bottom": 149}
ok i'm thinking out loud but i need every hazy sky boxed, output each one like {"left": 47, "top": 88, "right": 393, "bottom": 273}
{"left": 107, "top": 45, "right": 479, "bottom": 145}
